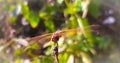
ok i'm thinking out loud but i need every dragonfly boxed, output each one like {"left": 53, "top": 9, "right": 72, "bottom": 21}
{"left": 22, "top": 25, "right": 100, "bottom": 61}
{"left": 27, "top": 25, "right": 100, "bottom": 46}
{"left": 28, "top": 28, "right": 80, "bottom": 42}
{"left": 24, "top": 26, "right": 99, "bottom": 59}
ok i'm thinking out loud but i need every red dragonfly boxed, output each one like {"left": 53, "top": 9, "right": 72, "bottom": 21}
{"left": 25, "top": 28, "right": 83, "bottom": 55}
{"left": 25, "top": 25, "right": 99, "bottom": 55}
{"left": 28, "top": 28, "right": 81, "bottom": 45}
{"left": 28, "top": 25, "right": 99, "bottom": 45}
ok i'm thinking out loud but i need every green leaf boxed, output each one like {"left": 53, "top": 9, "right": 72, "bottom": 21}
{"left": 15, "top": 59, "right": 21, "bottom": 63}
{"left": 9, "top": 5, "right": 16, "bottom": 12}
{"left": 44, "top": 41, "right": 54, "bottom": 47}
{"left": 64, "top": 0, "right": 82, "bottom": 14}
{"left": 31, "top": 58, "right": 40, "bottom": 63}
{"left": 21, "top": 3, "right": 29, "bottom": 19}
{"left": 64, "top": 4, "right": 77, "bottom": 14}
{"left": 14, "top": 48, "right": 23, "bottom": 56}
{"left": 21, "top": 3, "right": 40, "bottom": 28}
{"left": 77, "top": 17, "right": 94, "bottom": 45}
{"left": 95, "top": 36, "right": 111, "bottom": 49}
{"left": 44, "top": 19, "right": 55, "bottom": 32}
{"left": 59, "top": 53, "right": 68, "bottom": 63}
{"left": 73, "top": 0, "right": 82, "bottom": 12}
{"left": 44, "top": 4, "right": 55, "bottom": 16}
{"left": 79, "top": 42, "right": 92, "bottom": 52}
{"left": 3, "top": 60, "right": 9, "bottom": 63}
{"left": 28, "top": 11, "right": 40, "bottom": 28}
{"left": 29, "top": 42, "right": 39, "bottom": 49}
{"left": 88, "top": 0, "right": 101, "bottom": 18}
{"left": 41, "top": 56, "right": 54, "bottom": 63}
{"left": 9, "top": 16, "right": 16, "bottom": 24}
{"left": 68, "top": 15, "right": 78, "bottom": 28}
{"left": 39, "top": 11, "right": 46, "bottom": 18}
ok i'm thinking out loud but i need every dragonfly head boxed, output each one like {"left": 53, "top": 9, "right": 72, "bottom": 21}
{"left": 51, "top": 30, "right": 63, "bottom": 43}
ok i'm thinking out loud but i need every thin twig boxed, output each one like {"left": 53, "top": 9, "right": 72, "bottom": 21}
{"left": 0, "top": 39, "right": 14, "bottom": 53}
{"left": 82, "top": 0, "right": 90, "bottom": 18}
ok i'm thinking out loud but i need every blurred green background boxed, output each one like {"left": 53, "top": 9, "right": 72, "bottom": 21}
{"left": 0, "top": 0, "right": 120, "bottom": 63}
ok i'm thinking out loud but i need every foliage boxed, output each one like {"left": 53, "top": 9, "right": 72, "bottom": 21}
{"left": 21, "top": 3, "right": 40, "bottom": 28}
{"left": 88, "top": 0, "right": 101, "bottom": 18}
{"left": 0, "top": 0, "right": 111, "bottom": 63}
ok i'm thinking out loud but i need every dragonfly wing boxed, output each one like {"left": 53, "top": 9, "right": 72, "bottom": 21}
{"left": 37, "top": 35, "right": 51, "bottom": 46}
{"left": 28, "top": 33, "right": 52, "bottom": 42}
{"left": 28, "top": 33, "right": 52, "bottom": 48}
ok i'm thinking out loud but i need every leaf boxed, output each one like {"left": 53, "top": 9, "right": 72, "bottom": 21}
{"left": 80, "top": 42, "right": 92, "bottom": 52}
{"left": 14, "top": 48, "right": 23, "bottom": 56}
{"left": 21, "top": 3, "right": 40, "bottom": 28}
{"left": 95, "top": 36, "right": 111, "bottom": 49}
{"left": 9, "top": 16, "right": 16, "bottom": 24}
{"left": 44, "top": 19, "right": 55, "bottom": 32}
{"left": 28, "top": 42, "right": 39, "bottom": 49}
{"left": 88, "top": 0, "right": 101, "bottom": 18}
{"left": 15, "top": 59, "right": 21, "bottom": 63}
{"left": 44, "top": 4, "right": 55, "bottom": 16}
{"left": 44, "top": 41, "right": 54, "bottom": 48}
{"left": 59, "top": 53, "right": 69, "bottom": 63}
{"left": 68, "top": 15, "right": 78, "bottom": 28}
{"left": 31, "top": 58, "right": 40, "bottom": 63}
{"left": 77, "top": 17, "right": 94, "bottom": 45}
{"left": 64, "top": 4, "right": 77, "bottom": 14}
{"left": 3, "top": 60, "right": 9, "bottom": 63}
{"left": 39, "top": 11, "right": 46, "bottom": 18}
{"left": 64, "top": 0, "right": 82, "bottom": 14}
{"left": 28, "top": 11, "right": 40, "bottom": 28}
{"left": 21, "top": 3, "right": 29, "bottom": 19}
{"left": 9, "top": 5, "right": 16, "bottom": 12}
{"left": 73, "top": 0, "right": 82, "bottom": 12}
{"left": 41, "top": 56, "right": 54, "bottom": 63}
